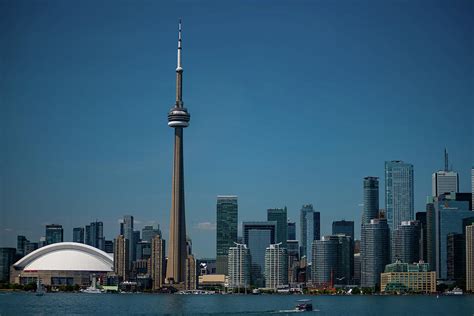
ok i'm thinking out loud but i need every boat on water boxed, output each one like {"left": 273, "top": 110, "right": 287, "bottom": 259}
{"left": 36, "top": 278, "right": 45, "bottom": 296}
{"left": 295, "top": 299, "right": 313, "bottom": 312}
{"left": 80, "top": 275, "right": 103, "bottom": 294}
{"left": 445, "top": 287, "right": 463, "bottom": 295}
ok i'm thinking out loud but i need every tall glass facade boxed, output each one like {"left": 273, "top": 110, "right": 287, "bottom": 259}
{"left": 73, "top": 227, "right": 84, "bottom": 243}
{"left": 287, "top": 221, "right": 296, "bottom": 240}
{"left": 363, "top": 177, "right": 379, "bottom": 224}
{"left": 385, "top": 160, "right": 414, "bottom": 230}
{"left": 332, "top": 220, "right": 355, "bottom": 240}
{"left": 45, "top": 224, "right": 63, "bottom": 245}
{"left": 300, "top": 204, "right": 320, "bottom": 261}
{"left": 216, "top": 196, "right": 238, "bottom": 274}
{"left": 267, "top": 207, "right": 287, "bottom": 247}
{"left": 361, "top": 218, "right": 390, "bottom": 288}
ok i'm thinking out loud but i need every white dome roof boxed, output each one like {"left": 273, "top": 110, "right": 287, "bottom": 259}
{"left": 14, "top": 242, "right": 113, "bottom": 272}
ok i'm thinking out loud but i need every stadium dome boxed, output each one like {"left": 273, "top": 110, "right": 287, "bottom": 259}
{"left": 13, "top": 242, "right": 113, "bottom": 272}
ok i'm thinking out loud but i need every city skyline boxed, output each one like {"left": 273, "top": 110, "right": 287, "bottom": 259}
{"left": 1, "top": 1, "right": 473, "bottom": 258}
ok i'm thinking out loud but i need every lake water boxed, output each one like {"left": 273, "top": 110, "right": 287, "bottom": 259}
{"left": 0, "top": 292, "right": 473, "bottom": 315}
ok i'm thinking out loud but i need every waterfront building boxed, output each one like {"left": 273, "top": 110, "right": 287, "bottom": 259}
{"left": 151, "top": 235, "right": 164, "bottom": 290}
{"left": 45, "top": 224, "right": 63, "bottom": 245}
{"left": 416, "top": 212, "right": 427, "bottom": 262}
{"left": 267, "top": 207, "right": 288, "bottom": 248}
{"left": 466, "top": 224, "right": 474, "bottom": 292}
{"left": 361, "top": 218, "right": 390, "bottom": 288}
{"left": 312, "top": 235, "right": 353, "bottom": 286}
{"left": 185, "top": 254, "right": 197, "bottom": 290}
{"left": 300, "top": 204, "right": 320, "bottom": 263}
{"left": 362, "top": 177, "right": 379, "bottom": 224}
{"left": 0, "top": 248, "right": 16, "bottom": 283}
{"left": 85, "top": 221, "right": 105, "bottom": 251}
{"left": 197, "top": 258, "right": 217, "bottom": 275}
{"left": 426, "top": 199, "right": 436, "bottom": 271}
{"left": 228, "top": 243, "right": 250, "bottom": 290}
{"left": 287, "top": 240, "right": 299, "bottom": 284}
{"left": 114, "top": 235, "right": 129, "bottom": 281}
{"left": 391, "top": 221, "right": 420, "bottom": 263}
{"left": 9, "top": 242, "right": 113, "bottom": 286}
{"left": 385, "top": 160, "right": 414, "bottom": 230}
{"left": 216, "top": 195, "right": 238, "bottom": 275}
{"left": 288, "top": 221, "right": 296, "bottom": 240}
{"left": 17, "top": 235, "right": 28, "bottom": 257}
{"left": 73, "top": 227, "right": 84, "bottom": 243}
{"left": 432, "top": 192, "right": 472, "bottom": 279}
{"left": 353, "top": 253, "right": 361, "bottom": 285}
{"left": 332, "top": 220, "right": 354, "bottom": 240}
{"left": 165, "top": 20, "right": 192, "bottom": 286}
{"left": 122, "top": 215, "right": 134, "bottom": 269}
{"left": 142, "top": 225, "right": 161, "bottom": 243}
{"left": 264, "top": 243, "right": 288, "bottom": 289}
{"left": 243, "top": 221, "right": 276, "bottom": 287}
{"left": 381, "top": 261, "right": 436, "bottom": 293}
{"left": 447, "top": 233, "right": 464, "bottom": 286}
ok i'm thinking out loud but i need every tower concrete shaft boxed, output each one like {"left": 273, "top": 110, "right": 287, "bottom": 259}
{"left": 166, "top": 20, "right": 190, "bottom": 285}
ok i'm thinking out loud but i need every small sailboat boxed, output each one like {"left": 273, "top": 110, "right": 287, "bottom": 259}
{"left": 36, "top": 278, "right": 45, "bottom": 296}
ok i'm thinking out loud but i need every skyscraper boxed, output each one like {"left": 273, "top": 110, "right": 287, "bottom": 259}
{"left": 216, "top": 195, "right": 238, "bottom": 275}
{"left": 362, "top": 177, "right": 379, "bottom": 224}
{"left": 385, "top": 161, "right": 414, "bottom": 230}
{"left": 416, "top": 212, "right": 427, "bottom": 262}
{"left": 142, "top": 225, "right": 161, "bottom": 243}
{"left": 122, "top": 215, "right": 134, "bottom": 268}
{"left": 17, "top": 235, "right": 28, "bottom": 257}
{"left": 45, "top": 224, "right": 63, "bottom": 245}
{"left": 300, "top": 204, "right": 320, "bottom": 261}
{"left": 265, "top": 243, "right": 288, "bottom": 289}
{"left": 85, "top": 221, "right": 105, "bottom": 250}
{"left": 73, "top": 227, "right": 84, "bottom": 243}
{"left": 151, "top": 234, "right": 164, "bottom": 290}
{"left": 361, "top": 218, "right": 390, "bottom": 288}
{"left": 243, "top": 221, "right": 276, "bottom": 287}
{"left": 267, "top": 207, "right": 288, "bottom": 248}
{"left": 166, "top": 20, "right": 191, "bottom": 286}
{"left": 466, "top": 224, "right": 474, "bottom": 292}
{"left": 228, "top": 243, "right": 250, "bottom": 290}
{"left": 391, "top": 221, "right": 420, "bottom": 263}
{"left": 432, "top": 149, "right": 459, "bottom": 197}
{"left": 114, "top": 235, "right": 129, "bottom": 281}
{"left": 312, "top": 235, "right": 353, "bottom": 286}
{"left": 472, "top": 167, "right": 474, "bottom": 211}
{"left": 287, "top": 221, "right": 296, "bottom": 241}
{"left": 332, "top": 220, "right": 355, "bottom": 240}
{"left": 432, "top": 192, "right": 472, "bottom": 279}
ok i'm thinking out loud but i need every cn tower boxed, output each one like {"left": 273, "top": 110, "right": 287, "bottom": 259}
{"left": 166, "top": 20, "right": 190, "bottom": 285}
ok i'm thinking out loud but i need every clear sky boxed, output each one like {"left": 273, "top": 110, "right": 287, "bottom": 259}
{"left": 1, "top": 0, "right": 473, "bottom": 258}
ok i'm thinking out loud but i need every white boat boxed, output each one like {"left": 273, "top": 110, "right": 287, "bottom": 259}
{"left": 80, "top": 275, "right": 103, "bottom": 294}
{"left": 36, "top": 278, "right": 45, "bottom": 296}
{"left": 445, "top": 287, "right": 463, "bottom": 295}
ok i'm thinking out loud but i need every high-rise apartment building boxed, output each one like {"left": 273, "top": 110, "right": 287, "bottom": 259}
{"left": 16, "top": 236, "right": 28, "bottom": 257}
{"left": 73, "top": 227, "right": 84, "bottom": 243}
{"left": 312, "top": 235, "right": 353, "bottom": 286}
{"left": 391, "top": 221, "right": 420, "bottom": 263}
{"left": 332, "top": 220, "right": 354, "bottom": 240}
{"left": 300, "top": 204, "right": 320, "bottom": 262}
{"left": 243, "top": 221, "right": 276, "bottom": 287}
{"left": 363, "top": 177, "right": 379, "bottom": 224}
{"left": 385, "top": 161, "right": 414, "bottom": 230}
{"left": 361, "top": 218, "right": 390, "bottom": 288}
{"left": 466, "top": 224, "right": 474, "bottom": 292}
{"left": 228, "top": 243, "right": 251, "bottom": 290}
{"left": 265, "top": 243, "right": 288, "bottom": 289}
{"left": 287, "top": 221, "right": 296, "bottom": 240}
{"left": 216, "top": 195, "right": 238, "bottom": 275}
{"left": 151, "top": 235, "right": 164, "bottom": 290}
{"left": 267, "top": 208, "right": 288, "bottom": 248}
{"left": 114, "top": 235, "right": 129, "bottom": 281}
{"left": 45, "top": 224, "right": 63, "bottom": 245}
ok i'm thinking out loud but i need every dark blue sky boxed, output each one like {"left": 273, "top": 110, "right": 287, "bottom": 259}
{"left": 1, "top": 0, "right": 473, "bottom": 257}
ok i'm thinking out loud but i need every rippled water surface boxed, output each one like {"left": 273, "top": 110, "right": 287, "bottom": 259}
{"left": 0, "top": 292, "right": 473, "bottom": 315}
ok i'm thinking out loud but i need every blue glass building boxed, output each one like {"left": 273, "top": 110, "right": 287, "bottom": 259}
{"left": 385, "top": 161, "right": 414, "bottom": 230}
